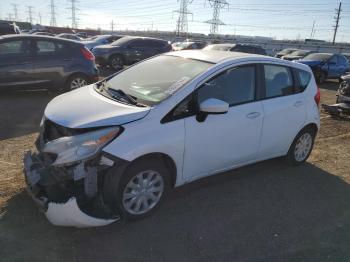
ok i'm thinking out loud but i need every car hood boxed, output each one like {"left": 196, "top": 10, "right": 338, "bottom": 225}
{"left": 298, "top": 60, "right": 323, "bottom": 66}
{"left": 44, "top": 85, "right": 151, "bottom": 129}
{"left": 94, "top": 45, "right": 115, "bottom": 49}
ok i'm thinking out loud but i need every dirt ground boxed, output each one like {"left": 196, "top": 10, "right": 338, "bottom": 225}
{"left": 0, "top": 81, "right": 349, "bottom": 262}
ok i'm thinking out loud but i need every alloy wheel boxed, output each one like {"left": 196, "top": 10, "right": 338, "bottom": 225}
{"left": 70, "top": 77, "right": 87, "bottom": 90}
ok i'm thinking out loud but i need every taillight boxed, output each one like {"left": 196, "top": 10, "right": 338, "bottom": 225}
{"left": 314, "top": 86, "right": 321, "bottom": 106}
{"left": 80, "top": 47, "right": 95, "bottom": 61}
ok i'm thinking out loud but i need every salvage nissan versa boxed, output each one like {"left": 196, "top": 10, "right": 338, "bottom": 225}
{"left": 24, "top": 50, "right": 320, "bottom": 227}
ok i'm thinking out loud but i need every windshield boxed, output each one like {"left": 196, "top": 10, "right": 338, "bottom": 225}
{"left": 204, "top": 44, "right": 233, "bottom": 51}
{"left": 110, "top": 36, "right": 131, "bottom": 46}
{"left": 104, "top": 55, "right": 212, "bottom": 105}
{"left": 302, "top": 53, "right": 332, "bottom": 61}
{"left": 279, "top": 48, "right": 297, "bottom": 55}
{"left": 173, "top": 42, "right": 193, "bottom": 48}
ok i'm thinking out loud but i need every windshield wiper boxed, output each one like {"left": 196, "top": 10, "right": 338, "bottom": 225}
{"left": 97, "top": 81, "right": 145, "bottom": 107}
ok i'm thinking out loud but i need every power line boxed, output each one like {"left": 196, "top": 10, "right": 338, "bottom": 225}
{"left": 332, "top": 1, "right": 342, "bottom": 44}
{"left": 173, "top": 0, "right": 193, "bottom": 35}
{"left": 204, "top": 0, "right": 229, "bottom": 35}
{"left": 50, "top": 0, "right": 57, "bottom": 27}
{"left": 11, "top": 4, "right": 18, "bottom": 21}
{"left": 27, "top": 6, "right": 34, "bottom": 24}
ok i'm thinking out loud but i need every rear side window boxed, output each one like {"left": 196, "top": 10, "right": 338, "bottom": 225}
{"left": 36, "top": 40, "right": 56, "bottom": 54}
{"left": 296, "top": 69, "right": 311, "bottom": 92}
{"left": 129, "top": 40, "right": 144, "bottom": 48}
{"left": 198, "top": 66, "right": 256, "bottom": 106}
{"left": 264, "top": 64, "right": 294, "bottom": 98}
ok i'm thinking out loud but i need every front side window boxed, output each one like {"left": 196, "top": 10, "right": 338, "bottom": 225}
{"left": 264, "top": 64, "right": 294, "bottom": 98}
{"left": 104, "top": 55, "right": 212, "bottom": 105}
{"left": 197, "top": 66, "right": 256, "bottom": 106}
{"left": 0, "top": 40, "right": 23, "bottom": 56}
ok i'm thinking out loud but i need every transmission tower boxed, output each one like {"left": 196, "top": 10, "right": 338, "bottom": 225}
{"left": 27, "top": 6, "right": 34, "bottom": 24}
{"left": 50, "top": 0, "right": 57, "bottom": 26}
{"left": 38, "top": 12, "right": 42, "bottom": 24}
{"left": 68, "top": 0, "right": 79, "bottom": 29}
{"left": 332, "top": 1, "right": 342, "bottom": 45}
{"left": 173, "top": 0, "right": 193, "bottom": 35}
{"left": 11, "top": 4, "right": 18, "bottom": 21}
{"left": 205, "top": 0, "right": 229, "bottom": 35}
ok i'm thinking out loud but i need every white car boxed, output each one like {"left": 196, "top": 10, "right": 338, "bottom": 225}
{"left": 24, "top": 50, "right": 320, "bottom": 227}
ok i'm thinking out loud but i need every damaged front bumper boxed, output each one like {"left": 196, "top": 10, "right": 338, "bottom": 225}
{"left": 23, "top": 151, "right": 120, "bottom": 228}
{"left": 322, "top": 93, "right": 350, "bottom": 117}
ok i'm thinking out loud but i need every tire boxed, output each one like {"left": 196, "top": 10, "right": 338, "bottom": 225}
{"left": 316, "top": 71, "right": 326, "bottom": 84}
{"left": 103, "top": 158, "right": 170, "bottom": 221}
{"left": 285, "top": 127, "right": 316, "bottom": 166}
{"left": 65, "top": 74, "right": 89, "bottom": 91}
{"left": 109, "top": 55, "right": 124, "bottom": 71}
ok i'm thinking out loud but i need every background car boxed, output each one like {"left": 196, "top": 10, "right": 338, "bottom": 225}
{"left": 82, "top": 34, "right": 124, "bottom": 50}
{"left": 282, "top": 49, "right": 315, "bottom": 61}
{"left": 56, "top": 33, "right": 82, "bottom": 41}
{"left": 0, "top": 35, "right": 99, "bottom": 91}
{"left": 92, "top": 36, "right": 172, "bottom": 70}
{"left": 0, "top": 22, "right": 20, "bottom": 35}
{"left": 32, "top": 32, "right": 55, "bottom": 37}
{"left": 203, "top": 43, "right": 266, "bottom": 55}
{"left": 275, "top": 48, "right": 300, "bottom": 58}
{"left": 298, "top": 53, "right": 349, "bottom": 83}
{"left": 172, "top": 41, "right": 207, "bottom": 51}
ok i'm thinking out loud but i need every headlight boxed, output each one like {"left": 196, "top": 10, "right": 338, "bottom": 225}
{"left": 42, "top": 126, "right": 120, "bottom": 166}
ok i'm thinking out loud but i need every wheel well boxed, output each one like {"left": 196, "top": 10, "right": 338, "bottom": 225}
{"left": 66, "top": 72, "right": 89, "bottom": 83}
{"left": 301, "top": 123, "right": 318, "bottom": 135}
{"left": 130, "top": 153, "right": 177, "bottom": 188}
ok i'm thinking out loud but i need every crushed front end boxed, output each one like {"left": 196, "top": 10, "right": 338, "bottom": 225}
{"left": 322, "top": 80, "right": 350, "bottom": 117}
{"left": 23, "top": 118, "right": 122, "bottom": 227}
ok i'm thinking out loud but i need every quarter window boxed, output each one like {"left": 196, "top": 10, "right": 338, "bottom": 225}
{"left": 0, "top": 40, "right": 23, "bottom": 55}
{"left": 296, "top": 69, "right": 311, "bottom": 92}
{"left": 197, "top": 66, "right": 256, "bottom": 106}
{"left": 264, "top": 65, "right": 294, "bottom": 98}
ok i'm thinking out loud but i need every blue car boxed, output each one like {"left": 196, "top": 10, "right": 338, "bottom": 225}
{"left": 298, "top": 53, "right": 349, "bottom": 84}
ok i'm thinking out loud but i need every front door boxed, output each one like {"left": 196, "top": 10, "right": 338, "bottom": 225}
{"left": 183, "top": 65, "right": 264, "bottom": 180}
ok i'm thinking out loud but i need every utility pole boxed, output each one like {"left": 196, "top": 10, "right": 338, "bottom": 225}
{"left": 310, "top": 20, "right": 315, "bottom": 39}
{"left": 50, "top": 0, "right": 57, "bottom": 26}
{"left": 68, "top": 0, "right": 79, "bottom": 29}
{"left": 110, "top": 20, "right": 116, "bottom": 32}
{"left": 27, "top": 6, "right": 34, "bottom": 24}
{"left": 205, "top": 0, "right": 229, "bottom": 35}
{"left": 12, "top": 4, "right": 18, "bottom": 21}
{"left": 173, "top": 0, "right": 193, "bottom": 36}
{"left": 332, "top": 1, "right": 342, "bottom": 45}
{"left": 38, "top": 12, "right": 42, "bottom": 24}
{"left": 7, "top": 13, "right": 13, "bottom": 21}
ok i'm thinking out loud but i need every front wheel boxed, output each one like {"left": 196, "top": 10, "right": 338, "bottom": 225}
{"left": 286, "top": 128, "right": 316, "bottom": 165}
{"left": 316, "top": 71, "right": 326, "bottom": 84}
{"left": 104, "top": 158, "right": 170, "bottom": 221}
{"left": 66, "top": 74, "right": 89, "bottom": 91}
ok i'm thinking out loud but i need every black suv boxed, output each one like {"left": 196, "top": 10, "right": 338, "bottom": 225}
{"left": 92, "top": 36, "right": 172, "bottom": 70}
{"left": 0, "top": 35, "right": 99, "bottom": 91}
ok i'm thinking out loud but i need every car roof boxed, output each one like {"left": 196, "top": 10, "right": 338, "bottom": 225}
{"left": 121, "top": 36, "right": 168, "bottom": 42}
{"left": 167, "top": 50, "right": 273, "bottom": 64}
{"left": 0, "top": 34, "right": 83, "bottom": 44}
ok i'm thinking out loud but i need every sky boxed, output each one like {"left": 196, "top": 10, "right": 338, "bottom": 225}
{"left": 1, "top": 0, "right": 350, "bottom": 42}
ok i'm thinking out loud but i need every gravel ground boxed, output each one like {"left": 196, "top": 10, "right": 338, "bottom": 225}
{"left": 0, "top": 81, "right": 349, "bottom": 262}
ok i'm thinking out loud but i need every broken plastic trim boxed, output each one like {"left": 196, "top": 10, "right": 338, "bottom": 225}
{"left": 45, "top": 197, "right": 119, "bottom": 228}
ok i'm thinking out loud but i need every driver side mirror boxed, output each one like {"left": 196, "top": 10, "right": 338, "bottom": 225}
{"left": 199, "top": 98, "right": 229, "bottom": 114}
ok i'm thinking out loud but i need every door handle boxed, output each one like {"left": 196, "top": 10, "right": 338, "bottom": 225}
{"left": 246, "top": 112, "right": 261, "bottom": 119}
{"left": 294, "top": 101, "right": 303, "bottom": 107}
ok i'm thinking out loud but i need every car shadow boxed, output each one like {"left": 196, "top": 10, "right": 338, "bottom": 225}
{"left": 1, "top": 160, "right": 350, "bottom": 261}
{"left": 0, "top": 90, "right": 55, "bottom": 140}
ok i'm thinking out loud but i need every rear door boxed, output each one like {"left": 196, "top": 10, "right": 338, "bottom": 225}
{"left": 327, "top": 55, "right": 339, "bottom": 78}
{"left": 258, "top": 64, "right": 306, "bottom": 158}
{"left": 0, "top": 38, "right": 35, "bottom": 87}
{"left": 30, "top": 39, "right": 69, "bottom": 87}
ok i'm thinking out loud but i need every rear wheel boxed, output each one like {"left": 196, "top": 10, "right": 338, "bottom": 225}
{"left": 316, "top": 71, "right": 326, "bottom": 84}
{"left": 286, "top": 127, "right": 316, "bottom": 165}
{"left": 104, "top": 158, "right": 170, "bottom": 221}
{"left": 66, "top": 74, "right": 89, "bottom": 91}
{"left": 109, "top": 55, "right": 124, "bottom": 71}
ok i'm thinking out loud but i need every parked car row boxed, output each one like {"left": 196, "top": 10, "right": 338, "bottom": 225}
{"left": 275, "top": 47, "right": 350, "bottom": 83}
